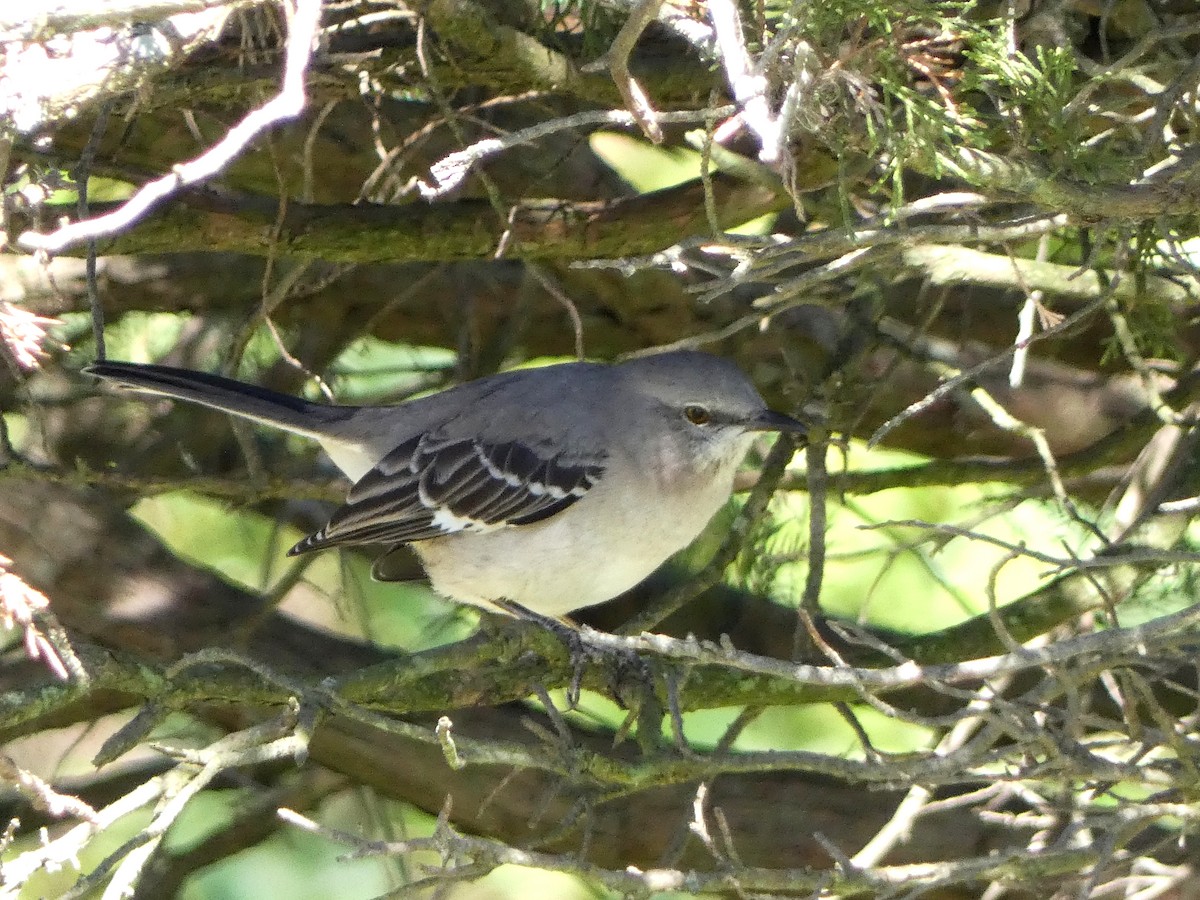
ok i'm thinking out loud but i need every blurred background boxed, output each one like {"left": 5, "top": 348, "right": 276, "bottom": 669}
{"left": 5, "top": 0, "right": 1200, "bottom": 896}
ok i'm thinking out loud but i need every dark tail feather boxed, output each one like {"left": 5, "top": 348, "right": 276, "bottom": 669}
{"left": 84, "top": 361, "right": 350, "bottom": 438}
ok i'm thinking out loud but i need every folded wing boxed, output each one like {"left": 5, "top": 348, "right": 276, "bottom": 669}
{"left": 289, "top": 432, "right": 605, "bottom": 555}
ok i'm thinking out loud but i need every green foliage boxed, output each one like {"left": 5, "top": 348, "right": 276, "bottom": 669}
{"left": 756, "top": 1, "right": 989, "bottom": 201}
{"left": 1111, "top": 532, "right": 1200, "bottom": 627}
{"left": 59, "top": 311, "right": 192, "bottom": 364}
{"left": 754, "top": 1, "right": 1145, "bottom": 207}
{"left": 724, "top": 445, "right": 1086, "bottom": 634}
{"left": 133, "top": 491, "right": 472, "bottom": 650}
{"left": 538, "top": 0, "right": 624, "bottom": 57}
{"left": 1110, "top": 299, "right": 1183, "bottom": 366}
{"left": 961, "top": 36, "right": 1136, "bottom": 184}
{"left": 323, "top": 336, "right": 457, "bottom": 403}
{"left": 181, "top": 792, "right": 414, "bottom": 900}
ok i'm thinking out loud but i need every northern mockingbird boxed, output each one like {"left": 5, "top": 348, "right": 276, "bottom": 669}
{"left": 85, "top": 352, "right": 805, "bottom": 618}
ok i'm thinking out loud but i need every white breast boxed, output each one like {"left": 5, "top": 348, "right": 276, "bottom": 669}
{"left": 412, "top": 440, "right": 750, "bottom": 617}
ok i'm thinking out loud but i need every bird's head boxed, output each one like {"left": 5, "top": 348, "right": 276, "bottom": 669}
{"left": 617, "top": 351, "right": 807, "bottom": 469}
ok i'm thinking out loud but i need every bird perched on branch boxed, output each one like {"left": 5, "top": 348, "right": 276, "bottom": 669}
{"left": 86, "top": 351, "right": 805, "bottom": 618}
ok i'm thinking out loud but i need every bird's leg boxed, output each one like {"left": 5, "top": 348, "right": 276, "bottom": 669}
{"left": 495, "top": 600, "right": 655, "bottom": 715}
{"left": 494, "top": 600, "right": 589, "bottom": 706}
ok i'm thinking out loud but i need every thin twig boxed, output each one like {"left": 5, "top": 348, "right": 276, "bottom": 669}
{"left": 18, "top": 0, "right": 324, "bottom": 255}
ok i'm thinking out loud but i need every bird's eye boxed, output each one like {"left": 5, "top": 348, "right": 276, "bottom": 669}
{"left": 684, "top": 404, "right": 711, "bottom": 425}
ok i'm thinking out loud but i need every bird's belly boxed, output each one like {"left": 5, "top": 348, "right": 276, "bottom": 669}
{"left": 413, "top": 474, "right": 734, "bottom": 618}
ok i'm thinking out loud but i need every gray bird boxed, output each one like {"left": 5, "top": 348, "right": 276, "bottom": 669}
{"left": 85, "top": 352, "right": 805, "bottom": 618}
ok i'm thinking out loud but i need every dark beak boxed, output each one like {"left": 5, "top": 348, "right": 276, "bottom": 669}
{"left": 747, "top": 408, "right": 808, "bottom": 434}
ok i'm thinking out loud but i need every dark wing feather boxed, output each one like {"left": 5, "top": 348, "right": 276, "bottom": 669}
{"left": 288, "top": 433, "right": 604, "bottom": 555}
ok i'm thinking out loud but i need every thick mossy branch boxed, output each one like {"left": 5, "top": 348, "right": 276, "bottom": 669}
{"left": 897, "top": 244, "right": 1199, "bottom": 307}
{"left": 12, "top": 174, "right": 786, "bottom": 261}
{"left": 0, "top": 540, "right": 1174, "bottom": 748}
{"left": 938, "top": 148, "right": 1200, "bottom": 221}
{"left": 420, "top": 0, "right": 614, "bottom": 101}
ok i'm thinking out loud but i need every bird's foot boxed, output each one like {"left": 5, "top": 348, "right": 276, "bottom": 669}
{"left": 496, "top": 601, "right": 656, "bottom": 714}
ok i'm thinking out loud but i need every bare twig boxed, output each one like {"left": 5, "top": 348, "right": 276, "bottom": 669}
{"left": 582, "top": 0, "right": 666, "bottom": 143}
{"left": 18, "top": 0, "right": 323, "bottom": 255}
{"left": 418, "top": 106, "right": 734, "bottom": 199}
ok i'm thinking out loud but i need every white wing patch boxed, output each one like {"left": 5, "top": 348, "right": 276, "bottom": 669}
{"left": 429, "top": 506, "right": 503, "bottom": 534}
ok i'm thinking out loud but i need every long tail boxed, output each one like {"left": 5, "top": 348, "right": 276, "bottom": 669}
{"left": 84, "top": 361, "right": 353, "bottom": 441}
